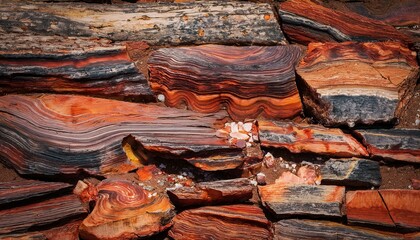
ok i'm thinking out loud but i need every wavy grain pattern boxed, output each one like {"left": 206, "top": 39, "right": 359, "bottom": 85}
{"left": 0, "top": 94, "right": 243, "bottom": 176}
{"left": 169, "top": 204, "right": 273, "bottom": 240}
{"left": 149, "top": 45, "right": 303, "bottom": 120}
{"left": 79, "top": 180, "right": 174, "bottom": 240}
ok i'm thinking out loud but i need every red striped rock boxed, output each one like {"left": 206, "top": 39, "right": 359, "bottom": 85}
{"left": 0, "top": 195, "right": 87, "bottom": 235}
{"left": 297, "top": 41, "right": 419, "bottom": 127}
{"left": 379, "top": 189, "right": 420, "bottom": 230}
{"left": 258, "top": 183, "right": 345, "bottom": 218}
{"left": 169, "top": 204, "right": 273, "bottom": 240}
{"left": 0, "top": 179, "right": 72, "bottom": 205}
{"left": 346, "top": 190, "right": 394, "bottom": 228}
{"left": 79, "top": 180, "right": 174, "bottom": 240}
{"left": 148, "top": 45, "right": 303, "bottom": 121}
{"left": 354, "top": 128, "right": 420, "bottom": 163}
{"left": 258, "top": 121, "right": 368, "bottom": 157}
{"left": 0, "top": 35, "right": 153, "bottom": 101}
{"left": 167, "top": 178, "right": 253, "bottom": 207}
{"left": 0, "top": 94, "right": 246, "bottom": 176}
{"left": 278, "top": 0, "right": 411, "bottom": 45}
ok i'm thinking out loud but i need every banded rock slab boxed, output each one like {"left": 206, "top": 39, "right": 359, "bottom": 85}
{"left": 0, "top": 34, "right": 152, "bottom": 101}
{"left": 79, "top": 180, "right": 174, "bottom": 240}
{"left": 278, "top": 0, "right": 411, "bottom": 45}
{"left": 258, "top": 120, "right": 368, "bottom": 158}
{"left": 297, "top": 41, "right": 419, "bottom": 127}
{"left": 0, "top": 1, "right": 286, "bottom": 45}
{"left": 169, "top": 204, "right": 273, "bottom": 240}
{"left": 0, "top": 94, "right": 246, "bottom": 176}
{"left": 149, "top": 45, "right": 303, "bottom": 121}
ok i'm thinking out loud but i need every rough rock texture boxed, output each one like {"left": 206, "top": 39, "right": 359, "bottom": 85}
{"left": 278, "top": 0, "right": 411, "bottom": 45}
{"left": 258, "top": 120, "right": 368, "bottom": 157}
{"left": 148, "top": 45, "right": 303, "bottom": 121}
{"left": 0, "top": 179, "right": 72, "bottom": 205}
{"left": 168, "top": 204, "right": 273, "bottom": 240}
{"left": 274, "top": 219, "right": 413, "bottom": 240}
{"left": 167, "top": 178, "right": 253, "bottom": 207}
{"left": 0, "top": 1, "right": 286, "bottom": 45}
{"left": 258, "top": 183, "right": 345, "bottom": 218}
{"left": 0, "top": 35, "right": 153, "bottom": 101}
{"left": 0, "top": 94, "right": 250, "bottom": 176}
{"left": 321, "top": 158, "right": 381, "bottom": 187}
{"left": 79, "top": 180, "right": 174, "bottom": 240}
{"left": 297, "top": 41, "right": 419, "bottom": 127}
{"left": 354, "top": 129, "right": 420, "bottom": 163}
{"left": 346, "top": 191, "right": 395, "bottom": 228}
{"left": 0, "top": 195, "right": 87, "bottom": 235}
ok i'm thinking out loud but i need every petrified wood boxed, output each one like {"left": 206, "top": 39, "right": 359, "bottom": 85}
{"left": 0, "top": 179, "right": 72, "bottom": 206}
{"left": 346, "top": 190, "right": 394, "bottom": 228}
{"left": 79, "top": 180, "right": 174, "bottom": 240}
{"left": 297, "top": 41, "right": 419, "bottom": 127}
{"left": 148, "top": 45, "right": 303, "bottom": 121}
{"left": 274, "top": 219, "right": 410, "bottom": 240}
{"left": 379, "top": 189, "right": 420, "bottom": 230}
{"left": 258, "top": 121, "right": 368, "bottom": 157}
{"left": 354, "top": 129, "right": 420, "bottom": 163}
{"left": 321, "top": 158, "right": 381, "bottom": 187}
{"left": 0, "top": 1, "right": 286, "bottom": 45}
{"left": 258, "top": 183, "right": 345, "bottom": 218}
{"left": 0, "top": 34, "right": 153, "bottom": 101}
{"left": 278, "top": 0, "right": 411, "bottom": 45}
{"left": 167, "top": 178, "right": 253, "bottom": 207}
{"left": 149, "top": 45, "right": 302, "bottom": 121}
{"left": 168, "top": 204, "right": 273, "bottom": 240}
{"left": 0, "top": 94, "right": 247, "bottom": 176}
{"left": 0, "top": 195, "right": 87, "bottom": 235}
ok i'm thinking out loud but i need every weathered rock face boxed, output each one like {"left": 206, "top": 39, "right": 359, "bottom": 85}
{"left": 258, "top": 120, "right": 368, "bottom": 157}
{"left": 169, "top": 204, "right": 273, "bottom": 240}
{"left": 258, "top": 183, "right": 345, "bottom": 218}
{"left": 0, "top": 35, "right": 153, "bottom": 101}
{"left": 297, "top": 41, "right": 419, "bottom": 127}
{"left": 148, "top": 45, "right": 303, "bottom": 121}
{"left": 278, "top": 0, "right": 411, "bottom": 45}
{"left": 321, "top": 158, "right": 381, "bottom": 187}
{"left": 0, "top": 1, "right": 286, "bottom": 45}
{"left": 354, "top": 128, "right": 420, "bottom": 163}
{"left": 0, "top": 94, "right": 248, "bottom": 176}
{"left": 79, "top": 180, "right": 174, "bottom": 240}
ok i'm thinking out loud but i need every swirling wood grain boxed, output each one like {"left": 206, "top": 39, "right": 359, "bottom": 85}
{"left": 148, "top": 44, "right": 303, "bottom": 121}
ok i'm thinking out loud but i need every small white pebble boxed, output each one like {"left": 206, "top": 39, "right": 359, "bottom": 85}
{"left": 159, "top": 163, "right": 166, "bottom": 169}
{"left": 371, "top": 186, "right": 375, "bottom": 190}
{"left": 243, "top": 122, "right": 253, "bottom": 132}
{"left": 231, "top": 122, "right": 239, "bottom": 133}
{"left": 291, "top": 163, "right": 297, "bottom": 169}
{"left": 246, "top": 142, "right": 252, "bottom": 147}
{"left": 157, "top": 94, "right": 165, "bottom": 102}
{"left": 315, "top": 180, "right": 321, "bottom": 185}
{"left": 250, "top": 180, "right": 258, "bottom": 186}
{"left": 415, "top": 119, "right": 420, "bottom": 126}
{"left": 152, "top": 192, "right": 157, "bottom": 197}
{"left": 256, "top": 172, "right": 267, "bottom": 185}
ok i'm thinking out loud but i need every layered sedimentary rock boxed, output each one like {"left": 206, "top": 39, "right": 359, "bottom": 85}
{"left": 258, "top": 121, "right": 368, "bottom": 157}
{"left": 379, "top": 189, "right": 420, "bottom": 230}
{"left": 0, "top": 195, "right": 87, "bottom": 235}
{"left": 0, "top": 94, "right": 246, "bottom": 176}
{"left": 0, "top": 179, "right": 72, "bottom": 205}
{"left": 346, "top": 191, "right": 395, "bottom": 228}
{"left": 148, "top": 45, "right": 303, "bottom": 121}
{"left": 167, "top": 178, "right": 253, "bottom": 207}
{"left": 79, "top": 180, "right": 174, "bottom": 240}
{"left": 274, "top": 219, "right": 412, "bottom": 240}
{"left": 297, "top": 42, "right": 419, "bottom": 126}
{"left": 278, "top": 0, "right": 411, "bottom": 45}
{"left": 321, "top": 158, "right": 381, "bottom": 187}
{"left": 168, "top": 204, "right": 273, "bottom": 240}
{"left": 0, "top": 35, "right": 152, "bottom": 101}
{"left": 0, "top": 1, "right": 285, "bottom": 45}
{"left": 258, "top": 183, "right": 345, "bottom": 218}
{"left": 354, "top": 129, "right": 420, "bottom": 163}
